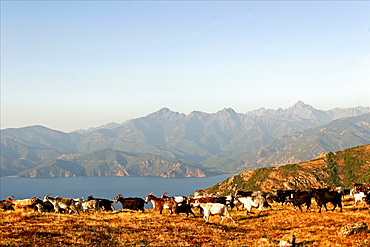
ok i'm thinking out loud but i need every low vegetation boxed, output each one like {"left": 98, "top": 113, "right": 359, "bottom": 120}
{"left": 207, "top": 145, "right": 370, "bottom": 196}
{"left": 1, "top": 198, "right": 369, "bottom": 246}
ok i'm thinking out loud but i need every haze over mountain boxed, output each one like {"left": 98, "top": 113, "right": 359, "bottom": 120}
{"left": 1, "top": 101, "right": 369, "bottom": 177}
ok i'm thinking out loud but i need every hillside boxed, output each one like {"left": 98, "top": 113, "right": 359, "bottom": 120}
{"left": 206, "top": 145, "right": 370, "bottom": 195}
{"left": 1, "top": 102, "right": 369, "bottom": 177}
{"left": 15, "top": 149, "right": 216, "bottom": 178}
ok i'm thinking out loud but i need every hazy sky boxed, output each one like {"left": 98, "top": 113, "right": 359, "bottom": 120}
{"left": 1, "top": 1, "right": 369, "bottom": 132}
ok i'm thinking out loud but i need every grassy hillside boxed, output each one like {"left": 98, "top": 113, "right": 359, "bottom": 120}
{"left": 207, "top": 145, "right": 370, "bottom": 195}
{"left": 1, "top": 199, "right": 369, "bottom": 246}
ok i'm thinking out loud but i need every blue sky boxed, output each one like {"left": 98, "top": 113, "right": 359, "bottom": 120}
{"left": 1, "top": 1, "right": 369, "bottom": 132}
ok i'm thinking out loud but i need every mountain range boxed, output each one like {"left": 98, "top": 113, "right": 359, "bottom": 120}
{"left": 1, "top": 101, "right": 369, "bottom": 177}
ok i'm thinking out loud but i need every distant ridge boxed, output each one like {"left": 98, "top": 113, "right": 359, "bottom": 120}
{"left": 71, "top": 101, "right": 370, "bottom": 134}
{"left": 1, "top": 102, "right": 369, "bottom": 177}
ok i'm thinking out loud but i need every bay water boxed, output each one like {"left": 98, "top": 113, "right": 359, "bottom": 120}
{"left": 0, "top": 175, "right": 232, "bottom": 209}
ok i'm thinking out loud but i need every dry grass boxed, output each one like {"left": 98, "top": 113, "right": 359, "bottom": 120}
{"left": 1, "top": 198, "right": 369, "bottom": 246}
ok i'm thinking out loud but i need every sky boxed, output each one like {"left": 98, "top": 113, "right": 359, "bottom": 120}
{"left": 1, "top": 1, "right": 370, "bottom": 132}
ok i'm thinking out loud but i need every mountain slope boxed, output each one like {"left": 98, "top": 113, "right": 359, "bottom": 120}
{"left": 206, "top": 145, "right": 370, "bottom": 195}
{"left": 203, "top": 113, "right": 370, "bottom": 173}
{"left": 16, "top": 149, "right": 217, "bottom": 178}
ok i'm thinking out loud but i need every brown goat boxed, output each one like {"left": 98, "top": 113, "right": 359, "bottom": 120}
{"left": 145, "top": 192, "right": 177, "bottom": 214}
{"left": 6, "top": 196, "right": 38, "bottom": 211}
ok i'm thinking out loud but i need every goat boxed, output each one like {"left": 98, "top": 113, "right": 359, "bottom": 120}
{"left": 276, "top": 190, "right": 296, "bottom": 205}
{"left": 73, "top": 198, "right": 84, "bottom": 212}
{"left": 193, "top": 189, "right": 215, "bottom": 198}
{"left": 175, "top": 203, "right": 196, "bottom": 217}
{"left": 193, "top": 201, "right": 235, "bottom": 224}
{"left": 43, "top": 194, "right": 80, "bottom": 214}
{"left": 234, "top": 190, "right": 253, "bottom": 197}
{"left": 145, "top": 192, "right": 177, "bottom": 214}
{"left": 161, "top": 193, "right": 195, "bottom": 217}
{"left": 161, "top": 192, "right": 187, "bottom": 205}
{"left": 188, "top": 196, "right": 227, "bottom": 205}
{"left": 285, "top": 191, "right": 311, "bottom": 212}
{"left": 113, "top": 194, "right": 145, "bottom": 212}
{"left": 189, "top": 196, "right": 228, "bottom": 215}
{"left": 30, "top": 197, "right": 54, "bottom": 213}
{"left": 236, "top": 194, "right": 266, "bottom": 215}
{"left": 335, "top": 187, "right": 345, "bottom": 198}
{"left": 353, "top": 182, "right": 370, "bottom": 193}
{"left": 5, "top": 196, "right": 37, "bottom": 211}
{"left": 365, "top": 193, "right": 370, "bottom": 206}
{"left": 352, "top": 191, "right": 367, "bottom": 207}
{"left": 82, "top": 199, "right": 100, "bottom": 212}
{"left": 86, "top": 195, "right": 114, "bottom": 211}
{"left": 309, "top": 188, "right": 342, "bottom": 213}
{"left": 0, "top": 199, "right": 14, "bottom": 211}
{"left": 225, "top": 195, "right": 237, "bottom": 210}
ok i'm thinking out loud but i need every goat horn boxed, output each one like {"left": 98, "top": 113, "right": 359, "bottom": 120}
{"left": 149, "top": 192, "right": 155, "bottom": 195}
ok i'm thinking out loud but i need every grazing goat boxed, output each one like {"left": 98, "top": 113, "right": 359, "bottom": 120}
{"left": 43, "top": 194, "right": 80, "bottom": 214}
{"left": 145, "top": 192, "right": 177, "bottom": 214}
{"left": 309, "top": 188, "right": 342, "bottom": 213}
{"left": 113, "top": 194, "right": 145, "bottom": 212}
{"left": 236, "top": 194, "right": 266, "bottom": 215}
{"left": 193, "top": 201, "right": 235, "bottom": 224}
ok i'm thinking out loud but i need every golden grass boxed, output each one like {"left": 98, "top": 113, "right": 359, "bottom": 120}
{"left": 1, "top": 198, "right": 369, "bottom": 246}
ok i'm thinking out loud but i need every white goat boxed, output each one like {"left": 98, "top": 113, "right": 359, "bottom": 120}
{"left": 353, "top": 192, "right": 367, "bottom": 207}
{"left": 43, "top": 194, "right": 80, "bottom": 214}
{"left": 81, "top": 199, "right": 100, "bottom": 212}
{"left": 236, "top": 195, "right": 266, "bottom": 215}
{"left": 194, "top": 202, "right": 235, "bottom": 224}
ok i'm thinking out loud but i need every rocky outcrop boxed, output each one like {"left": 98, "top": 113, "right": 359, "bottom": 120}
{"left": 340, "top": 222, "right": 368, "bottom": 236}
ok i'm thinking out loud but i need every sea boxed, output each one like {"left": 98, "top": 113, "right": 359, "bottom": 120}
{"left": 0, "top": 175, "right": 232, "bottom": 209}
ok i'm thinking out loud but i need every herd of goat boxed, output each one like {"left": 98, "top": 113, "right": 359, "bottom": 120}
{"left": 1, "top": 182, "right": 370, "bottom": 223}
